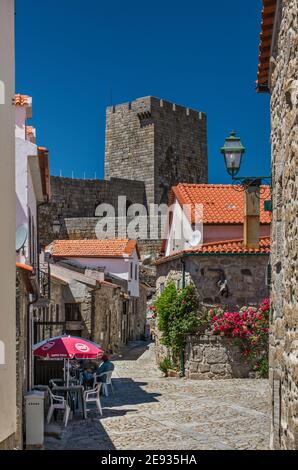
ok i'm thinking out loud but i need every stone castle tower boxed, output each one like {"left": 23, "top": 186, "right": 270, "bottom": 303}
{"left": 105, "top": 96, "right": 208, "bottom": 205}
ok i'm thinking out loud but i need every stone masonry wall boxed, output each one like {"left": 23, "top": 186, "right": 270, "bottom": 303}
{"left": 269, "top": 0, "right": 298, "bottom": 450}
{"left": 61, "top": 217, "right": 162, "bottom": 260}
{"left": 155, "top": 329, "right": 251, "bottom": 379}
{"left": 39, "top": 176, "right": 146, "bottom": 246}
{"left": 156, "top": 254, "right": 269, "bottom": 308}
{"left": 185, "top": 334, "right": 251, "bottom": 380}
{"left": 105, "top": 96, "right": 208, "bottom": 205}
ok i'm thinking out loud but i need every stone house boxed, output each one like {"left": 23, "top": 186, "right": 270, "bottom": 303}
{"left": 44, "top": 263, "right": 136, "bottom": 352}
{"left": 12, "top": 93, "right": 51, "bottom": 449}
{"left": 156, "top": 237, "right": 271, "bottom": 308}
{"left": 158, "top": 184, "right": 271, "bottom": 307}
{"left": 46, "top": 239, "right": 140, "bottom": 297}
{"left": 163, "top": 183, "right": 271, "bottom": 257}
{"left": 256, "top": 0, "right": 298, "bottom": 449}
{"left": 34, "top": 239, "right": 147, "bottom": 355}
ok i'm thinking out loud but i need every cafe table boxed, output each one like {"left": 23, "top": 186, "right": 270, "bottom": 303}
{"left": 52, "top": 384, "right": 85, "bottom": 418}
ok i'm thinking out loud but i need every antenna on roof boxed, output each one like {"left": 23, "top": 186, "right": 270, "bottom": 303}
{"left": 84, "top": 172, "right": 86, "bottom": 180}
{"left": 72, "top": 171, "right": 74, "bottom": 179}
{"left": 94, "top": 172, "right": 97, "bottom": 180}
{"left": 60, "top": 169, "right": 62, "bottom": 177}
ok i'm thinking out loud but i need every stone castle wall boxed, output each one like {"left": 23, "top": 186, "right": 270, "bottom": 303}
{"left": 39, "top": 176, "right": 146, "bottom": 246}
{"left": 105, "top": 96, "right": 208, "bottom": 205}
{"left": 269, "top": 0, "right": 298, "bottom": 450}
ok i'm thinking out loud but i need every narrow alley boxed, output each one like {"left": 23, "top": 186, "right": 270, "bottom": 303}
{"left": 44, "top": 341, "right": 270, "bottom": 451}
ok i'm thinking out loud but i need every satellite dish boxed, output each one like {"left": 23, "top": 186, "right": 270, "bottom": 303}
{"left": 16, "top": 224, "right": 28, "bottom": 252}
{"left": 187, "top": 230, "right": 202, "bottom": 248}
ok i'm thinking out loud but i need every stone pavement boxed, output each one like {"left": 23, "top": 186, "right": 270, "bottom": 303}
{"left": 44, "top": 341, "right": 270, "bottom": 450}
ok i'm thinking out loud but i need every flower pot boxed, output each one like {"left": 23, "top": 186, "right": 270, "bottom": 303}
{"left": 167, "top": 369, "right": 179, "bottom": 378}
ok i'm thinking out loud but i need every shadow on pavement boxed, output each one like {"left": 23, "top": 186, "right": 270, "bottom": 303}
{"left": 111, "top": 340, "right": 153, "bottom": 362}
{"left": 102, "top": 378, "right": 161, "bottom": 408}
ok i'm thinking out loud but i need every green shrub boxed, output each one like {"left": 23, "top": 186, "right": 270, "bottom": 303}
{"left": 158, "top": 357, "right": 174, "bottom": 375}
{"left": 155, "top": 283, "right": 203, "bottom": 354}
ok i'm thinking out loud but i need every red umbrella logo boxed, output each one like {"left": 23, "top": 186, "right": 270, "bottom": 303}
{"left": 41, "top": 341, "right": 55, "bottom": 351}
{"left": 75, "top": 343, "right": 90, "bottom": 353}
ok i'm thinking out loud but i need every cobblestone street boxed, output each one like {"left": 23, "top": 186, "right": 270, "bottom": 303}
{"left": 44, "top": 341, "right": 270, "bottom": 450}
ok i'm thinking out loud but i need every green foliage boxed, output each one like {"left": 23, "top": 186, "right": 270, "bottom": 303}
{"left": 155, "top": 283, "right": 203, "bottom": 354}
{"left": 158, "top": 357, "right": 175, "bottom": 375}
{"left": 155, "top": 282, "right": 178, "bottom": 348}
{"left": 257, "top": 357, "right": 269, "bottom": 378}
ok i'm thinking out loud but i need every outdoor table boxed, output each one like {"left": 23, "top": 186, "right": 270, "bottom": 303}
{"left": 52, "top": 385, "right": 85, "bottom": 418}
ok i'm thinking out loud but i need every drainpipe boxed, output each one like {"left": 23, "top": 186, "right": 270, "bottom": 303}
{"left": 181, "top": 258, "right": 186, "bottom": 289}
{"left": 180, "top": 258, "right": 186, "bottom": 377}
{"left": 27, "top": 273, "right": 39, "bottom": 391}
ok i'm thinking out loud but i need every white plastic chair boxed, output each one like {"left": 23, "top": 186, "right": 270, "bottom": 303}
{"left": 94, "top": 371, "right": 114, "bottom": 397}
{"left": 47, "top": 389, "right": 71, "bottom": 427}
{"left": 83, "top": 383, "right": 102, "bottom": 418}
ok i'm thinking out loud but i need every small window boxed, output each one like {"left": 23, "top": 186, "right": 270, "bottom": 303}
{"left": 65, "top": 303, "right": 81, "bottom": 322}
{"left": 130, "top": 263, "right": 133, "bottom": 280}
{"left": 135, "top": 264, "right": 138, "bottom": 280}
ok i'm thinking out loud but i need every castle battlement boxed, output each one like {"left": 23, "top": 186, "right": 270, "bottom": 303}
{"left": 106, "top": 96, "right": 206, "bottom": 120}
{"left": 105, "top": 96, "right": 208, "bottom": 205}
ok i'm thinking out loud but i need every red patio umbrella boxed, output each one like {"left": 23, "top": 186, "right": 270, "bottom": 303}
{"left": 33, "top": 335, "right": 104, "bottom": 386}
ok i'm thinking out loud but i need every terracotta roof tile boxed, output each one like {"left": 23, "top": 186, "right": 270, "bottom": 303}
{"left": 256, "top": 0, "right": 277, "bottom": 92}
{"left": 156, "top": 237, "right": 271, "bottom": 264}
{"left": 26, "top": 126, "right": 35, "bottom": 136}
{"left": 171, "top": 184, "right": 271, "bottom": 224}
{"left": 14, "top": 94, "right": 31, "bottom": 106}
{"left": 16, "top": 262, "right": 33, "bottom": 272}
{"left": 47, "top": 239, "right": 138, "bottom": 259}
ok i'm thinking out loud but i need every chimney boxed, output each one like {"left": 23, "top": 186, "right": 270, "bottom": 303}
{"left": 243, "top": 181, "right": 261, "bottom": 249}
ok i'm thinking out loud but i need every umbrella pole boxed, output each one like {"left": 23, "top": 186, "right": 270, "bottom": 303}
{"left": 67, "top": 358, "right": 70, "bottom": 387}
{"left": 64, "top": 358, "right": 66, "bottom": 384}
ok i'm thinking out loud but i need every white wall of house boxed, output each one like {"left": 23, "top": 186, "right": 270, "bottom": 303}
{"left": 0, "top": 0, "right": 16, "bottom": 446}
{"left": 165, "top": 200, "right": 198, "bottom": 257}
{"left": 15, "top": 118, "right": 42, "bottom": 267}
{"left": 164, "top": 198, "right": 271, "bottom": 255}
{"left": 60, "top": 247, "right": 140, "bottom": 297}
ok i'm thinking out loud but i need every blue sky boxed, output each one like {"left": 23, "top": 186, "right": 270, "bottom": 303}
{"left": 15, "top": 0, "right": 271, "bottom": 184}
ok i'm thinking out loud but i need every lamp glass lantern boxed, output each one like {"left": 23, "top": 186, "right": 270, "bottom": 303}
{"left": 221, "top": 131, "right": 245, "bottom": 177}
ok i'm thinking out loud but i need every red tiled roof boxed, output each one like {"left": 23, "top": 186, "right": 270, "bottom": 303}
{"left": 257, "top": 0, "right": 277, "bottom": 92}
{"left": 16, "top": 262, "right": 33, "bottom": 272}
{"left": 14, "top": 94, "right": 31, "bottom": 106}
{"left": 16, "top": 262, "right": 34, "bottom": 293}
{"left": 26, "top": 126, "right": 35, "bottom": 136}
{"left": 170, "top": 184, "right": 271, "bottom": 224}
{"left": 156, "top": 237, "right": 271, "bottom": 265}
{"left": 47, "top": 239, "right": 139, "bottom": 259}
{"left": 97, "top": 280, "right": 121, "bottom": 289}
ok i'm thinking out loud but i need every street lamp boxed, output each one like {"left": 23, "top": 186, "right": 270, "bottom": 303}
{"left": 220, "top": 131, "right": 272, "bottom": 190}
{"left": 221, "top": 131, "right": 245, "bottom": 178}
{"left": 220, "top": 131, "right": 272, "bottom": 249}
